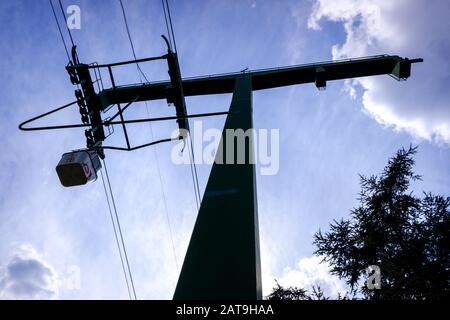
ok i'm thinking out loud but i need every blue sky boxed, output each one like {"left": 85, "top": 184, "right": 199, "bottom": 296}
{"left": 0, "top": 0, "right": 449, "bottom": 299}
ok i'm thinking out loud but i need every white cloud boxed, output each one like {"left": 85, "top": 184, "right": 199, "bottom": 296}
{"left": 307, "top": 0, "right": 450, "bottom": 144}
{"left": 0, "top": 244, "right": 58, "bottom": 300}
{"left": 269, "top": 255, "right": 348, "bottom": 298}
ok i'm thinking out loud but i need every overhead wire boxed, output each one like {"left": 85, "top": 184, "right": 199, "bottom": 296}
{"left": 189, "top": 135, "right": 202, "bottom": 207}
{"left": 162, "top": 0, "right": 202, "bottom": 207}
{"left": 161, "top": 0, "right": 173, "bottom": 51}
{"left": 48, "top": 0, "right": 71, "bottom": 62}
{"left": 187, "top": 138, "right": 200, "bottom": 210}
{"left": 145, "top": 107, "right": 180, "bottom": 273}
{"left": 118, "top": 0, "right": 150, "bottom": 83}
{"left": 49, "top": 0, "right": 137, "bottom": 300}
{"left": 53, "top": 0, "right": 81, "bottom": 92}
{"left": 49, "top": 0, "right": 135, "bottom": 299}
{"left": 118, "top": 0, "right": 180, "bottom": 276}
{"left": 164, "top": 0, "right": 178, "bottom": 53}
{"left": 58, "top": 0, "right": 75, "bottom": 48}
{"left": 100, "top": 169, "right": 133, "bottom": 300}
{"left": 102, "top": 158, "right": 138, "bottom": 299}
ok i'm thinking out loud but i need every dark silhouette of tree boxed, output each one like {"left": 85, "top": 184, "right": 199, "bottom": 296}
{"left": 266, "top": 280, "right": 339, "bottom": 300}
{"left": 314, "top": 146, "right": 450, "bottom": 300}
{"left": 268, "top": 146, "right": 449, "bottom": 300}
{"left": 266, "top": 280, "right": 310, "bottom": 300}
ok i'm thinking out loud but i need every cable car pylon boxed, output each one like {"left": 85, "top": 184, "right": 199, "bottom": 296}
{"left": 19, "top": 12, "right": 423, "bottom": 299}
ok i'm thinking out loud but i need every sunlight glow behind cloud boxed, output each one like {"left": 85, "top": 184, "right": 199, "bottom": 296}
{"left": 0, "top": 244, "right": 58, "bottom": 299}
{"left": 272, "top": 255, "right": 348, "bottom": 298}
{"left": 308, "top": 0, "right": 450, "bottom": 144}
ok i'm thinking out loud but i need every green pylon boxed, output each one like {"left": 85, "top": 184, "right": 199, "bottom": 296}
{"left": 173, "top": 76, "right": 262, "bottom": 299}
